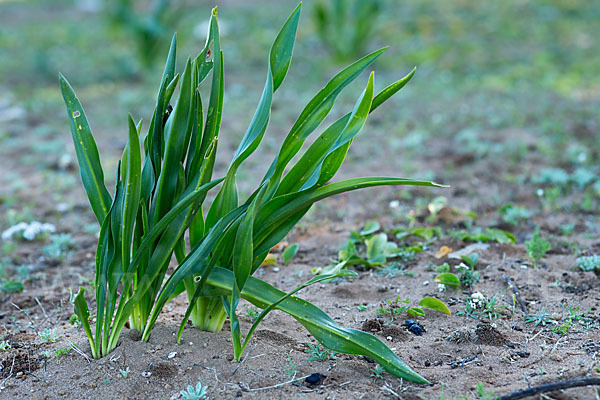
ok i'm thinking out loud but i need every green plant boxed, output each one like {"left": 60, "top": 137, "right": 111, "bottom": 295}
{"left": 180, "top": 378, "right": 209, "bottom": 400}
{"left": 577, "top": 255, "right": 600, "bottom": 274}
{"left": 305, "top": 343, "right": 337, "bottom": 361}
{"left": 284, "top": 354, "right": 296, "bottom": 379}
{"left": 282, "top": 243, "right": 299, "bottom": 265}
{"left": 313, "top": 0, "right": 382, "bottom": 60}
{"left": 524, "top": 307, "right": 555, "bottom": 327}
{"left": 43, "top": 233, "right": 76, "bottom": 262}
{"left": 476, "top": 382, "right": 497, "bottom": 400}
{"left": 377, "top": 296, "right": 450, "bottom": 322}
{"left": 525, "top": 227, "right": 551, "bottom": 268}
{"left": 69, "top": 314, "right": 82, "bottom": 329}
{"left": 244, "top": 305, "right": 260, "bottom": 323}
{"left": 370, "top": 364, "right": 384, "bottom": 380}
{"left": 61, "top": 4, "right": 437, "bottom": 383}
{"left": 55, "top": 347, "right": 71, "bottom": 357}
{"left": 499, "top": 204, "right": 531, "bottom": 226}
{"left": 119, "top": 366, "right": 130, "bottom": 378}
{"left": 450, "top": 227, "right": 515, "bottom": 244}
{"left": 316, "top": 225, "right": 423, "bottom": 275}
{"left": 38, "top": 328, "right": 60, "bottom": 343}
{"left": 0, "top": 340, "right": 11, "bottom": 351}
{"left": 434, "top": 254, "right": 480, "bottom": 289}
{"left": 106, "top": 0, "right": 179, "bottom": 68}
{"left": 552, "top": 303, "right": 591, "bottom": 334}
{"left": 457, "top": 293, "right": 505, "bottom": 321}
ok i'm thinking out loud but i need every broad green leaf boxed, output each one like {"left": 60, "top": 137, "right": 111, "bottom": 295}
{"left": 434, "top": 273, "right": 461, "bottom": 287}
{"left": 59, "top": 74, "right": 112, "bottom": 224}
{"left": 366, "top": 233, "right": 388, "bottom": 265}
{"left": 360, "top": 221, "right": 380, "bottom": 236}
{"left": 407, "top": 307, "right": 426, "bottom": 317}
{"left": 418, "top": 296, "right": 451, "bottom": 315}
{"left": 282, "top": 243, "right": 299, "bottom": 265}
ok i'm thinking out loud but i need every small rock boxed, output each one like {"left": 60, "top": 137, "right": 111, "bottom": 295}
{"left": 168, "top": 351, "right": 177, "bottom": 359}
{"left": 16, "top": 372, "right": 23, "bottom": 377}
{"left": 549, "top": 353, "right": 563, "bottom": 362}
{"left": 142, "top": 371, "right": 152, "bottom": 378}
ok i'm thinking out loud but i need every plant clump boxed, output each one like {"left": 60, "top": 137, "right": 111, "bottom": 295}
{"left": 60, "top": 3, "right": 441, "bottom": 383}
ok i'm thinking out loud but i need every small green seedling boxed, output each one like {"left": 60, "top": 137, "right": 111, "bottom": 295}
{"left": 180, "top": 378, "right": 209, "bottom": 400}
{"left": 305, "top": 343, "right": 337, "bottom": 361}
{"left": 377, "top": 296, "right": 451, "bottom": 322}
{"left": 499, "top": 204, "right": 532, "bottom": 226}
{"left": 577, "top": 255, "right": 600, "bottom": 275}
{"left": 284, "top": 354, "right": 296, "bottom": 379}
{"left": 0, "top": 340, "right": 11, "bottom": 351}
{"left": 244, "top": 305, "right": 260, "bottom": 323}
{"left": 370, "top": 364, "right": 384, "bottom": 380}
{"left": 450, "top": 227, "right": 515, "bottom": 244}
{"left": 38, "top": 328, "right": 60, "bottom": 343}
{"left": 55, "top": 347, "right": 71, "bottom": 357}
{"left": 434, "top": 253, "right": 480, "bottom": 289}
{"left": 457, "top": 293, "right": 505, "bottom": 321}
{"left": 43, "top": 233, "right": 76, "bottom": 262}
{"left": 119, "top": 366, "right": 130, "bottom": 378}
{"left": 524, "top": 307, "right": 555, "bottom": 327}
{"left": 525, "top": 227, "right": 551, "bottom": 268}
{"left": 282, "top": 243, "right": 299, "bottom": 265}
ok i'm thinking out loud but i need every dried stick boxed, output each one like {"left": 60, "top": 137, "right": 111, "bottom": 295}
{"left": 498, "top": 377, "right": 600, "bottom": 400}
{"left": 503, "top": 275, "right": 527, "bottom": 314}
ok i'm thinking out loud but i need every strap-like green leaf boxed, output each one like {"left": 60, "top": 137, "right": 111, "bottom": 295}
{"left": 263, "top": 48, "right": 387, "bottom": 195}
{"left": 277, "top": 72, "right": 375, "bottom": 195}
{"left": 152, "top": 58, "right": 194, "bottom": 222}
{"left": 72, "top": 287, "right": 96, "bottom": 357}
{"left": 205, "top": 267, "right": 429, "bottom": 384}
{"left": 120, "top": 115, "right": 142, "bottom": 272}
{"left": 254, "top": 177, "right": 445, "bottom": 256}
{"left": 59, "top": 74, "right": 112, "bottom": 224}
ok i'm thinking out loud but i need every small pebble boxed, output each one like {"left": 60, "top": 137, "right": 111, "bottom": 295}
{"left": 168, "top": 351, "right": 177, "bottom": 359}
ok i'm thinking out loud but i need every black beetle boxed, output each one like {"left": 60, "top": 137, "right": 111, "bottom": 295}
{"left": 404, "top": 319, "right": 425, "bottom": 336}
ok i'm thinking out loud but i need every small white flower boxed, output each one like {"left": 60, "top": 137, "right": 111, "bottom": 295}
{"left": 455, "top": 262, "right": 469, "bottom": 271}
{"left": 470, "top": 292, "right": 485, "bottom": 308}
{"left": 1, "top": 221, "right": 56, "bottom": 241}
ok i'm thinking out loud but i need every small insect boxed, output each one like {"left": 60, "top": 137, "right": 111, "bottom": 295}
{"left": 404, "top": 319, "right": 425, "bottom": 336}
{"left": 163, "top": 104, "right": 173, "bottom": 126}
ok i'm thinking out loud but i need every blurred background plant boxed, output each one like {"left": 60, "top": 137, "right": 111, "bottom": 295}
{"left": 313, "top": 0, "right": 383, "bottom": 61}
{"left": 105, "top": 0, "right": 181, "bottom": 68}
